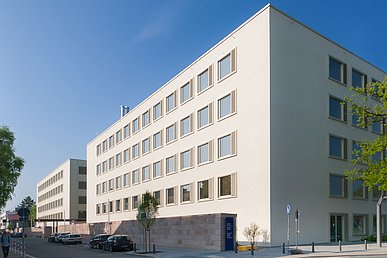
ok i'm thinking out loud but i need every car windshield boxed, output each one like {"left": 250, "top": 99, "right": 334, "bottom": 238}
{"left": 70, "top": 234, "right": 81, "bottom": 238}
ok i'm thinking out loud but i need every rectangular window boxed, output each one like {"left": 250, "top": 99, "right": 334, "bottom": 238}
{"left": 218, "top": 131, "right": 237, "bottom": 159}
{"left": 153, "top": 101, "right": 163, "bottom": 121}
{"left": 115, "top": 176, "right": 122, "bottom": 190}
{"left": 132, "top": 117, "right": 140, "bottom": 134}
{"left": 166, "top": 155, "right": 177, "bottom": 175}
{"left": 218, "top": 90, "right": 236, "bottom": 119}
{"left": 142, "top": 165, "right": 150, "bottom": 182}
{"left": 96, "top": 144, "right": 101, "bottom": 156}
{"left": 373, "top": 188, "right": 382, "bottom": 200}
{"left": 79, "top": 181, "right": 87, "bottom": 189}
{"left": 115, "top": 199, "right": 121, "bottom": 212}
{"left": 352, "top": 69, "right": 367, "bottom": 89}
{"left": 123, "top": 197, "right": 129, "bottom": 211}
{"left": 166, "top": 187, "right": 176, "bottom": 205}
{"left": 79, "top": 166, "right": 87, "bottom": 175}
{"left": 198, "top": 179, "right": 213, "bottom": 200}
{"left": 352, "top": 108, "right": 365, "bottom": 128}
{"left": 142, "top": 109, "right": 150, "bottom": 128}
{"left": 153, "top": 190, "right": 162, "bottom": 206}
{"left": 116, "top": 130, "right": 122, "bottom": 144}
{"left": 198, "top": 103, "right": 213, "bottom": 129}
{"left": 181, "top": 184, "right": 192, "bottom": 203}
{"left": 102, "top": 181, "right": 107, "bottom": 193}
{"left": 132, "top": 196, "right": 139, "bottom": 210}
{"left": 96, "top": 204, "right": 101, "bottom": 215}
{"left": 109, "top": 135, "right": 114, "bottom": 149}
{"left": 329, "top": 174, "right": 348, "bottom": 197}
{"left": 329, "top": 96, "right": 347, "bottom": 122}
{"left": 198, "top": 65, "right": 213, "bottom": 93}
{"left": 96, "top": 184, "right": 101, "bottom": 195}
{"left": 102, "top": 203, "right": 107, "bottom": 214}
{"left": 123, "top": 124, "right": 130, "bottom": 139}
{"left": 102, "top": 140, "right": 107, "bottom": 152}
{"left": 180, "top": 114, "right": 193, "bottom": 137}
{"left": 218, "top": 173, "right": 236, "bottom": 197}
{"left": 123, "top": 148, "right": 130, "bottom": 163}
{"left": 166, "top": 123, "right": 177, "bottom": 144}
{"left": 109, "top": 157, "right": 114, "bottom": 170}
{"left": 96, "top": 164, "right": 101, "bottom": 176}
{"left": 372, "top": 120, "right": 383, "bottom": 134}
{"left": 198, "top": 141, "right": 213, "bottom": 165}
{"left": 108, "top": 201, "right": 113, "bottom": 213}
{"left": 329, "top": 57, "right": 347, "bottom": 84}
{"left": 180, "top": 80, "right": 193, "bottom": 104}
{"left": 123, "top": 173, "right": 130, "bottom": 187}
{"left": 78, "top": 196, "right": 86, "bottom": 204}
{"left": 180, "top": 149, "right": 193, "bottom": 170}
{"left": 153, "top": 131, "right": 163, "bottom": 149}
{"left": 329, "top": 135, "right": 347, "bottom": 160}
{"left": 166, "top": 91, "right": 177, "bottom": 113}
{"left": 132, "top": 169, "right": 140, "bottom": 185}
{"left": 108, "top": 179, "right": 114, "bottom": 191}
{"left": 102, "top": 161, "right": 107, "bottom": 173}
{"left": 132, "top": 143, "right": 140, "bottom": 159}
{"left": 353, "top": 180, "right": 368, "bottom": 199}
{"left": 115, "top": 153, "right": 122, "bottom": 167}
{"left": 142, "top": 137, "right": 150, "bottom": 155}
{"left": 353, "top": 215, "right": 367, "bottom": 235}
{"left": 352, "top": 141, "right": 362, "bottom": 160}
{"left": 153, "top": 160, "right": 162, "bottom": 178}
{"left": 218, "top": 49, "right": 236, "bottom": 80}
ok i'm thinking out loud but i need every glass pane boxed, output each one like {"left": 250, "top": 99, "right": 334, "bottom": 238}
{"left": 219, "top": 54, "right": 231, "bottom": 79}
{"left": 329, "top": 136, "right": 342, "bottom": 158}
{"left": 219, "top": 95, "right": 231, "bottom": 118}
{"left": 219, "top": 175, "right": 231, "bottom": 196}
{"left": 199, "top": 180, "right": 209, "bottom": 199}
{"left": 199, "top": 69, "right": 209, "bottom": 92}
{"left": 329, "top": 97, "right": 342, "bottom": 120}
{"left": 353, "top": 180, "right": 364, "bottom": 198}
{"left": 181, "top": 117, "right": 190, "bottom": 136}
{"left": 181, "top": 83, "right": 190, "bottom": 103}
{"left": 199, "top": 143, "right": 209, "bottom": 163}
{"left": 199, "top": 106, "right": 209, "bottom": 128}
{"left": 167, "top": 94, "right": 175, "bottom": 112}
{"left": 330, "top": 175, "right": 342, "bottom": 196}
{"left": 219, "top": 135, "right": 231, "bottom": 157}
{"left": 329, "top": 58, "right": 342, "bottom": 82}
{"left": 181, "top": 151, "right": 190, "bottom": 169}
{"left": 352, "top": 70, "right": 363, "bottom": 88}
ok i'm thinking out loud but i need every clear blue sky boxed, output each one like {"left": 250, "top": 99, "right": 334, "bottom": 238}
{"left": 1, "top": 0, "right": 386, "bottom": 211}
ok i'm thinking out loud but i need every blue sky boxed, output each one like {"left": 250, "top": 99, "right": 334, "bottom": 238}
{"left": 1, "top": 0, "right": 386, "bottom": 211}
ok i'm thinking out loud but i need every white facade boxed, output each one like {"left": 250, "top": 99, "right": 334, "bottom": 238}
{"left": 37, "top": 159, "right": 87, "bottom": 228}
{"left": 87, "top": 5, "right": 386, "bottom": 245}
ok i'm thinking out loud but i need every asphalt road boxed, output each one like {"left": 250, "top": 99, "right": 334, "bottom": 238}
{"left": 17, "top": 237, "right": 141, "bottom": 258}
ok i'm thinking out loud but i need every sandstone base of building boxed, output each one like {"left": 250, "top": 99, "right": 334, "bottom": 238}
{"left": 57, "top": 213, "right": 236, "bottom": 251}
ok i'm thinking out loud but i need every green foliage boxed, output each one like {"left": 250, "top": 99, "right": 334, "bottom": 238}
{"left": 136, "top": 191, "right": 159, "bottom": 231}
{"left": 0, "top": 126, "right": 24, "bottom": 209}
{"left": 16, "top": 196, "right": 36, "bottom": 227}
{"left": 30, "top": 203, "right": 36, "bottom": 227}
{"left": 345, "top": 77, "right": 387, "bottom": 192}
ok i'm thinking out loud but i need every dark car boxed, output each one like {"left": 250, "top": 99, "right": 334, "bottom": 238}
{"left": 89, "top": 234, "right": 111, "bottom": 249}
{"left": 12, "top": 232, "right": 26, "bottom": 238}
{"left": 103, "top": 235, "right": 133, "bottom": 252}
{"left": 48, "top": 233, "right": 59, "bottom": 242}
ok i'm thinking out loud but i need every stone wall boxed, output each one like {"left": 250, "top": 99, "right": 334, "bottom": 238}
{"left": 57, "top": 213, "right": 236, "bottom": 251}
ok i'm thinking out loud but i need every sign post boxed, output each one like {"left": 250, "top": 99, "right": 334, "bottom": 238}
{"left": 286, "top": 204, "right": 291, "bottom": 254}
{"left": 17, "top": 208, "right": 30, "bottom": 258}
{"left": 295, "top": 209, "right": 300, "bottom": 250}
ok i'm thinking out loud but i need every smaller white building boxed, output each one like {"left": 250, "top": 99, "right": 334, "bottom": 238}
{"left": 36, "top": 159, "right": 87, "bottom": 231}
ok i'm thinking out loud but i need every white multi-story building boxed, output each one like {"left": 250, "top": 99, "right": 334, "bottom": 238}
{"left": 37, "top": 159, "right": 87, "bottom": 230}
{"left": 87, "top": 4, "right": 386, "bottom": 248}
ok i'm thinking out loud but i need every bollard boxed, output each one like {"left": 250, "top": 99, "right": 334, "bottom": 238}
{"left": 365, "top": 240, "right": 367, "bottom": 250}
{"left": 282, "top": 242, "right": 285, "bottom": 254}
{"left": 153, "top": 243, "right": 156, "bottom": 254}
{"left": 235, "top": 242, "right": 238, "bottom": 253}
{"left": 339, "top": 240, "right": 342, "bottom": 252}
{"left": 134, "top": 243, "right": 137, "bottom": 253}
{"left": 251, "top": 243, "right": 254, "bottom": 255}
{"left": 312, "top": 242, "right": 315, "bottom": 253}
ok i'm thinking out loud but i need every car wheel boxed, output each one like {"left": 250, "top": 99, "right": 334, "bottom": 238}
{"left": 109, "top": 246, "right": 113, "bottom": 252}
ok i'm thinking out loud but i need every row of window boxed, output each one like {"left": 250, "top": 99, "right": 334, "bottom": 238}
{"left": 329, "top": 95, "right": 383, "bottom": 134}
{"left": 96, "top": 132, "right": 236, "bottom": 195}
{"left": 329, "top": 174, "right": 381, "bottom": 200}
{"left": 38, "top": 198, "right": 63, "bottom": 213}
{"left": 96, "top": 129, "right": 237, "bottom": 178}
{"left": 38, "top": 170, "right": 64, "bottom": 192}
{"left": 329, "top": 134, "right": 384, "bottom": 162}
{"left": 329, "top": 56, "right": 380, "bottom": 90}
{"left": 96, "top": 173, "right": 237, "bottom": 215}
{"left": 38, "top": 184, "right": 63, "bottom": 202}
{"left": 38, "top": 210, "right": 86, "bottom": 220}
{"left": 96, "top": 49, "right": 237, "bottom": 157}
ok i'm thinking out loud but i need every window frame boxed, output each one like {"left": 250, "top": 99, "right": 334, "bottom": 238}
{"left": 197, "top": 65, "right": 213, "bottom": 94}
{"left": 218, "top": 90, "right": 237, "bottom": 121}
{"left": 198, "top": 103, "right": 214, "bottom": 129}
{"left": 329, "top": 56, "right": 347, "bottom": 84}
{"left": 180, "top": 79, "right": 194, "bottom": 105}
{"left": 329, "top": 134, "right": 348, "bottom": 160}
{"left": 153, "top": 101, "right": 163, "bottom": 121}
{"left": 218, "top": 131, "right": 237, "bottom": 160}
{"left": 166, "top": 91, "right": 177, "bottom": 114}
{"left": 218, "top": 173, "right": 237, "bottom": 199}
{"left": 329, "top": 174, "right": 348, "bottom": 198}
{"left": 329, "top": 95, "right": 347, "bottom": 122}
{"left": 218, "top": 49, "right": 237, "bottom": 81}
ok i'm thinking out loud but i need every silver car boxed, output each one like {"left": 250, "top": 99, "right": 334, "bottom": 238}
{"left": 62, "top": 234, "right": 82, "bottom": 245}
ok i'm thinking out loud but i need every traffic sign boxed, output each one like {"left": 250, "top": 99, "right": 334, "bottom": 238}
{"left": 286, "top": 204, "right": 291, "bottom": 215}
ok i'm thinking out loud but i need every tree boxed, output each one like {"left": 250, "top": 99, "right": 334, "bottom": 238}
{"left": 243, "top": 222, "right": 262, "bottom": 255}
{"left": 16, "top": 196, "right": 36, "bottom": 227}
{"left": 0, "top": 126, "right": 24, "bottom": 209}
{"left": 136, "top": 191, "right": 159, "bottom": 253}
{"left": 345, "top": 77, "right": 387, "bottom": 246}
{"left": 345, "top": 77, "right": 387, "bottom": 191}
{"left": 29, "top": 203, "right": 36, "bottom": 227}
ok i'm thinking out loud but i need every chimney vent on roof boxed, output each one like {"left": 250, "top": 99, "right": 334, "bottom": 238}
{"left": 121, "top": 105, "right": 130, "bottom": 118}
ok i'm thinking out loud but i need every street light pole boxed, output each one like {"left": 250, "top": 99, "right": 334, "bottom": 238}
{"left": 107, "top": 199, "right": 111, "bottom": 234}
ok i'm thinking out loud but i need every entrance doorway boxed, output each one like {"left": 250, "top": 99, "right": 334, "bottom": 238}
{"left": 330, "top": 214, "right": 347, "bottom": 242}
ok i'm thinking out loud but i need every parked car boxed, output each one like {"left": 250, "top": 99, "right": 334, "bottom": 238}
{"left": 54, "top": 232, "right": 70, "bottom": 243}
{"left": 48, "top": 233, "right": 59, "bottom": 242}
{"left": 103, "top": 235, "right": 133, "bottom": 252}
{"left": 62, "top": 234, "right": 83, "bottom": 245}
{"left": 89, "top": 234, "right": 111, "bottom": 249}
{"left": 12, "top": 232, "right": 27, "bottom": 238}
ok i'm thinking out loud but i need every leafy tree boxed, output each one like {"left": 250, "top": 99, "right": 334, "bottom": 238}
{"left": 16, "top": 196, "right": 36, "bottom": 227}
{"left": 0, "top": 126, "right": 24, "bottom": 209}
{"left": 136, "top": 191, "right": 159, "bottom": 252}
{"left": 29, "top": 203, "right": 36, "bottom": 227}
{"left": 345, "top": 77, "right": 387, "bottom": 191}
{"left": 243, "top": 222, "right": 262, "bottom": 255}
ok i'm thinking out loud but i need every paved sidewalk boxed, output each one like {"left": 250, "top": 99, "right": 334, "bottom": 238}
{"left": 128, "top": 243, "right": 387, "bottom": 258}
